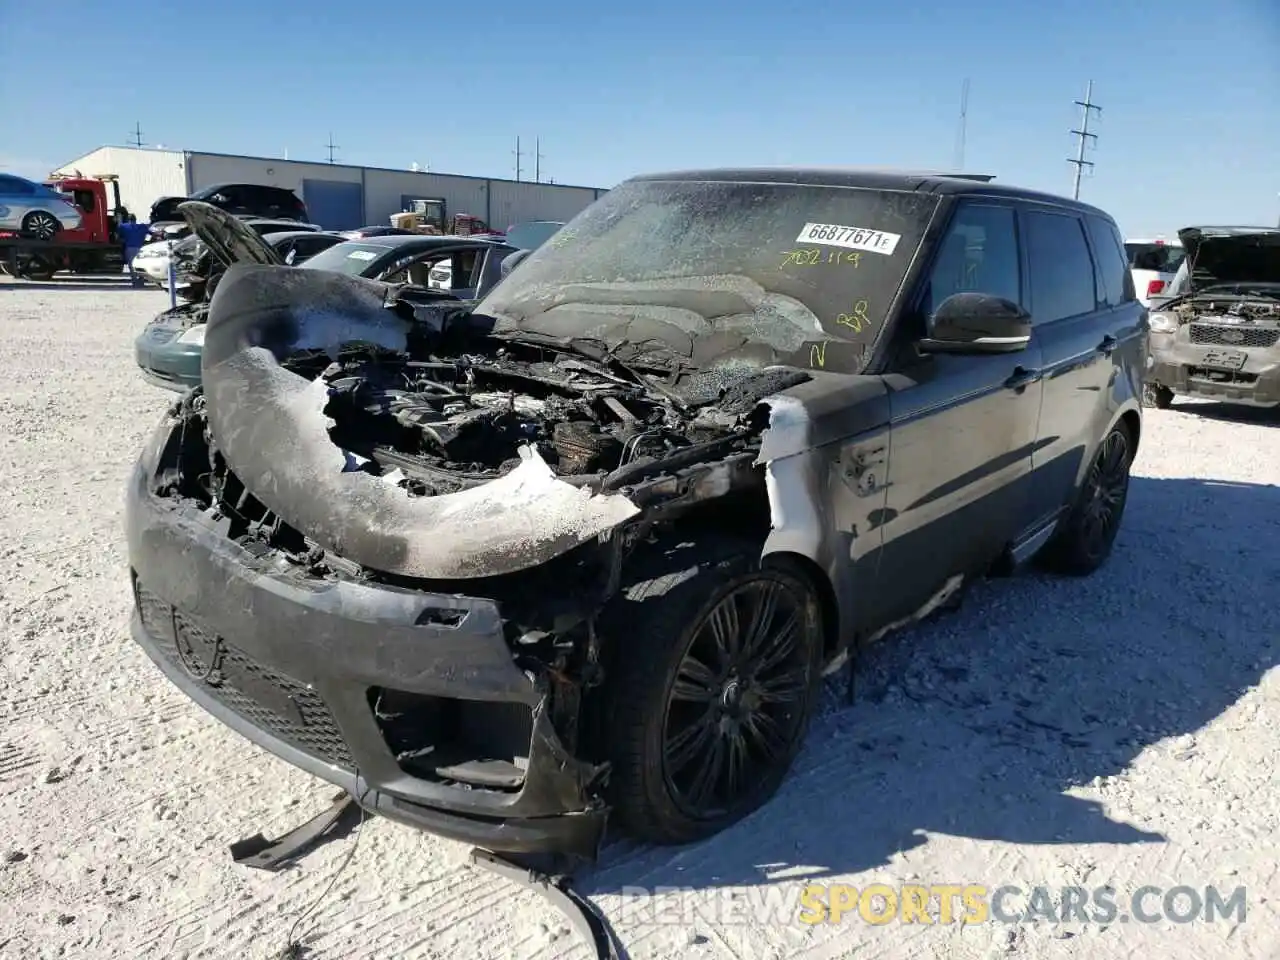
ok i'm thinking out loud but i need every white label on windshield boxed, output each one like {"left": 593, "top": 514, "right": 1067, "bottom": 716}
{"left": 347, "top": 250, "right": 377, "bottom": 261}
{"left": 795, "top": 223, "right": 901, "bottom": 255}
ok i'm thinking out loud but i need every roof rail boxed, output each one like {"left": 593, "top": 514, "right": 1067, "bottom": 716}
{"left": 935, "top": 173, "right": 996, "bottom": 182}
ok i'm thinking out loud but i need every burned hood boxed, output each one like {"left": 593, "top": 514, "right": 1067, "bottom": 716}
{"left": 200, "top": 264, "right": 640, "bottom": 579}
{"left": 1176, "top": 226, "right": 1280, "bottom": 290}
{"left": 179, "top": 200, "right": 283, "bottom": 270}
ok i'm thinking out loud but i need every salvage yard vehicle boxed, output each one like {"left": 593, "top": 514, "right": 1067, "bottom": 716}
{"left": 1125, "top": 237, "right": 1185, "bottom": 307}
{"left": 169, "top": 217, "right": 327, "bottom": 301}
{"left": 147, "top": 183, "right": 309, "bottom": 242}
{"left": 1144, "top": 225, "right": 1280, "bottom": 409}
{"left": 0, "top": 173, "right": 130, "bottom": 280}
{"left": 135, "top": 202, "right": 512, "bottom": 391}
{"left": 0, "top": 173, "right": 85, "bottom": 238}
{"left": 125, "top": 169, "right": 1145, "bottom": 858}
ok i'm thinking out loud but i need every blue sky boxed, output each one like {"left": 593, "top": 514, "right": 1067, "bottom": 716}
{"left": 1, "top": 0, "right": 1276, "bottom": 236}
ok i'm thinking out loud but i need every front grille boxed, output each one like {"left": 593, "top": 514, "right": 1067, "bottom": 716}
{"left": 1189, "top": 324, "right": 1280, "bottom": 348}
{"left": 133, "top": 577, "right": 355, "bottom": 770}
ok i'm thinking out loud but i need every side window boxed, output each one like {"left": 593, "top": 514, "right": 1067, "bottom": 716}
{"left": 450, "top": 249, "right": 481, "bottom": 290}
{"left": 0, "top": 176, "right": 36, "bottom": 195}
{"left": 1024, "top": 211, "right": 1097, "bottom": 323}
{"left": 1085, "top": 215, "right": 1132, "bottom": 307}
{"left": 290, "top": 236, "right": 329, "bottom": 259}
{"left": 922, "top": 204, "right": 1020, "bottom": 318}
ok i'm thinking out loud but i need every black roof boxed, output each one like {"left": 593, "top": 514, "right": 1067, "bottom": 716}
{"left": 628, "top": 167, "right": 1114, "bottom": 220}
{"left": 191, "top": 182, "right": 300, "bottom": 197}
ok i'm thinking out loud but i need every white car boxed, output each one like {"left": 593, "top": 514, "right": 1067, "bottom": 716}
{"left": 130, "top": 240, "right": 177, "bottom": 286}
{"left": 428, "top": 258, "right": 451, "bottom": 289}
{"left": 1124, "top": 237, "right": 1185, "bottom": 307}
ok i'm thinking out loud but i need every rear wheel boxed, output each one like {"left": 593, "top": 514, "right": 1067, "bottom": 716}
{"left": 1143, "top": 383, "right": 1174, "bottom": 409}
{"left": 599, "top": 538, "right": 825, "bottom": 845}
{"left": 21, "top": 211, "right": 61, "bottom": 241}
{"left": 1039, "top": 422, "right": 1133, "bottom": 575}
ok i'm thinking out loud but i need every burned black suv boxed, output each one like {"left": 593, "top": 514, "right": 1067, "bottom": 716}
{"left": 125, "top": 169, "right": 1146, "bottom": 858}
{"left": 1144, "top": 225, "right": 1280, "bottom": 410}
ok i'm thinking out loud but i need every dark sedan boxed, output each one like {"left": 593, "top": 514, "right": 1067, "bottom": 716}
{"left": 135, "top": 204, "right": 517, "bottom": 392}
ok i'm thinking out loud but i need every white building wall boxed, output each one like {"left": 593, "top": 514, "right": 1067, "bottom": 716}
{"left": 485, "top": 179, "right": 600, "bottom": 229}
{"left": 53, "top": 146, "right": 607, "bottom": 230}
{"left": 185, "top": 153, "right": 362, "bottom": 200}
{"left": 52, "top": 146, "right": 187, "bottom": 221}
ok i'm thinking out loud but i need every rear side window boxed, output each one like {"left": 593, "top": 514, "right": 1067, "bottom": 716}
{"left": 1024, "top": 211, "right": 1097, "bottom": 323}
{"left": 1124, "top": 242, "right": 1185, "bottom": 273}
{"left": 1086, "top": 216, "right": 1135, "bottom": 307}
{"left": 0, "top": 176, "right": 36, "bottom": 195}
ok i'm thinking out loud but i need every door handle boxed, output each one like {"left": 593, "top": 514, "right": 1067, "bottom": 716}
{"left": 1005, "top": 366, "right": 1042, "bottom": 390}
{"left": 1097, "top": 334, "right": 1119, "bottom": 356}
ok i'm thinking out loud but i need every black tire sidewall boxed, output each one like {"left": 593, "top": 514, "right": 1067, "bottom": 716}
{"left": 602, "top": 544, "right": 825, "bottom": 843}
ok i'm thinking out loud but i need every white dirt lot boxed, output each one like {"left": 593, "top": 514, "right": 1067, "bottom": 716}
{"left": 1, "top": 276, "right": 1278, "bottom": 960}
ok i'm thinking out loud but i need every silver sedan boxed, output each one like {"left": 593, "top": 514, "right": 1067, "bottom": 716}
{"left": 0, "top": 173, "right": 84, "bottom": 240}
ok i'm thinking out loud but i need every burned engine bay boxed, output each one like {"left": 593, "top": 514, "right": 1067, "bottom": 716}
{"left": 162, "top": 264, "right": 813, "bottom": 630}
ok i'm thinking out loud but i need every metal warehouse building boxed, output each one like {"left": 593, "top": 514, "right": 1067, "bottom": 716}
{"left": 53, "top": 145, "right": 608, "bottom": 231}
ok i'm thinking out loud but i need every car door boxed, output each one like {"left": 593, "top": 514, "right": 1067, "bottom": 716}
{"left": 1020, "top": 207, "right": 1117, "bottom": 525}
{"left": 866, "top": 200, "right": 1045, "bottom": 629}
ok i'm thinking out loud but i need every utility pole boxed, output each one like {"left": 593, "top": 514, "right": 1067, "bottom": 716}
{"left": 953, "top": 79, "right": 969, "bottom": 171}
{"left": 534, "top": 138, "right": 545, "bottom": 183}
{"left": 514, "top": 137, "right": 523, "bottom": 181}
{"left": 1067, "top": 81, "right": 1101, "bottom": 200}
{"left": 128, "top": 122, "right": 145, "bottom": 147}
{"left": 325, "top": 133, "right": 340, "bottom": 164}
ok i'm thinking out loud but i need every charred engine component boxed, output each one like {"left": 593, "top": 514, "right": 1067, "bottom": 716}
{"left": 552, "top": 421, "right": 622, "bottom": 473}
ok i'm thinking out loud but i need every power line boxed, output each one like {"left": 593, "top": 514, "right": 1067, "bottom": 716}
{"left": 325, "top": 133, "right": 340, "bottom": 164}
{"left": 128, "top": 122, "right": 145, "bottom": 148}
{"left": 953, "top": 79, "right": 970, "bottom": 171}
{"left": 1067, "top": 80, "right": 1101, "bottom": 200}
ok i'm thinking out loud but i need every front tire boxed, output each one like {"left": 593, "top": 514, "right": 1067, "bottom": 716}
{"left": 21, "top": 211, "right": 61, "bottom": 241}
{"left": 1143, "top": 383, "right": 1174, "bottom": 409}
{"left": 599, "top": 538, "right": 825, "bottom": 845}
{"left": 1039, "top": 422, "right": 1133, "bottom": 576}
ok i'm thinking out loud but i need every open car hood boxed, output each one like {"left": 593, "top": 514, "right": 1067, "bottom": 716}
{"left": 178, "top": 201, "right": 283, "bottom": 269}
{"left": 200, "top": 264, "right": 642, "bottom": 578}
{"left": 1177, "top": 226, "right": 1280, "bottom": 289}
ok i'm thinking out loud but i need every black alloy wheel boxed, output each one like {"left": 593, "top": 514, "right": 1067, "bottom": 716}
{"left": 1040, "top": 422, "right": 1133, "bottom": 575}
{"left": 661, "top": 576, "right": 814, "bottom": 821}
{"left": 599, "top": 538, "right": 824, "bottom": 844}
{"left": 22, "top": 210, "right": 60, "bottom": 241}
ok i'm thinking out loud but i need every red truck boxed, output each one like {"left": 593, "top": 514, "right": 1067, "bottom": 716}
{"left": 0, "top": 173, "right": 132, "bottom": 280}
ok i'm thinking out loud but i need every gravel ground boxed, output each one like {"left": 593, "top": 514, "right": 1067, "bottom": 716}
{"left": 1, "top": 277, "right": 1278, "bottom": 960}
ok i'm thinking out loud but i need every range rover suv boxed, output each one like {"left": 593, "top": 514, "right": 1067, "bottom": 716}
{"left": 125, "top": 168, "right": 1145, "bottom": 858}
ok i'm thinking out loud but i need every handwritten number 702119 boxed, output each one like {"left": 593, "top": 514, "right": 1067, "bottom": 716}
{"left": 780, "top": 248, "right": 862, "bottom": 268}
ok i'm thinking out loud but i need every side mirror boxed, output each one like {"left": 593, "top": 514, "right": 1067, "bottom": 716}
{"left": 918, "top": 292, "right": 1031, "bottom": 355}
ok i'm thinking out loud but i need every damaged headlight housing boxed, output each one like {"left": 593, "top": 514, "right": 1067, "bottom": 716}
{"left": 177, "top": 325, "right": 206, "bottom": 345}
{"left": 1148, "top": 312, "right": 1177, "bottom": 334}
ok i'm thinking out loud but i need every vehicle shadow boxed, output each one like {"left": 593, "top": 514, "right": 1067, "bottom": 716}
{"left": 1170, "top": 400, "right": 1280, "bottom": 427}
{"left": 581, "top": 475, "right": 1280, "bottom": 894}
{"left": 0, "top": 279, "right": 150, "bottom": 292}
